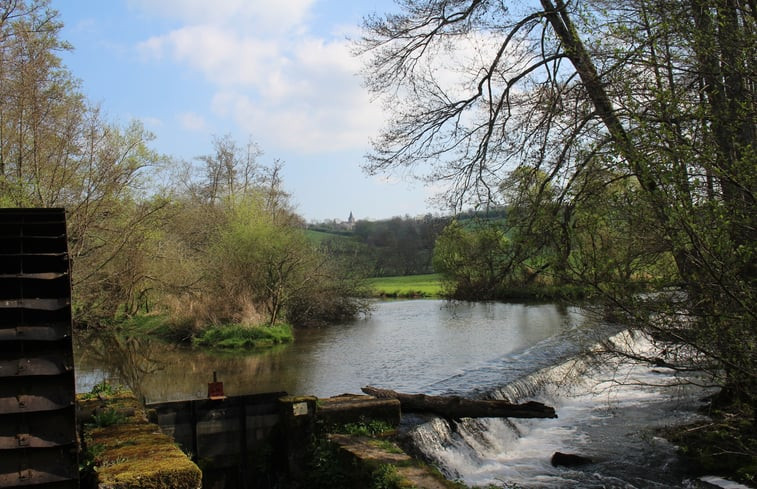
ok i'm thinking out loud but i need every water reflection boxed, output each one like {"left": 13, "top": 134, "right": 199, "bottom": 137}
{"left": 75, "top": 334, "right": 296, "bottom": 403}
{"left": 75, "top": 300, "right": 585, "bottom": 403}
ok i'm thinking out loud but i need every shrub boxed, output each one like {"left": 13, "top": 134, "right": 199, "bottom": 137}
{"left": 192, "top": 323, "right": 294, "bottom": 350}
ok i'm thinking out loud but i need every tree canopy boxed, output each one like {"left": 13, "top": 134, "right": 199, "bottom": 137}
{"left": 359, "top": 0, "right": 755, "bottom": 406}
{"left": 0, "top": 0, "right": 366, "bottom": 332}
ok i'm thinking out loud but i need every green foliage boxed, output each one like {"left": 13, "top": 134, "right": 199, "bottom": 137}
{"left": 306, "top": 229, "right": 354, "bottom": 244}
{"left": 310, "top": 214, "right": 451, "bottom": 277}
{"left": 188, "top": 194, "right": 369, "bottom": 328}
{"left": 667, "top": 402, "right": 757, "bottom": 485}
{"left": 358, "top": 0, "right": 756, "bottom": 440}
{"left": 0, "top": 2, "right": 167, "bottom": 327}
{"left": 433, "top": 220, "right": 520, "bottom": 300}
{"left": 370, "top": 464, "right": 404, "bottom": 489}
{"left": 79, "top": 443, "right": 105, "bottom": 479}
{"left": 115, "top": 313, "right": 174, "bottom": 338}
{"left": 303, "top": 436, "right": 355, "bottom": 488}
{"left": 79, "top": 381, "right": 127, "bottom": 400}
{"left": 340, "top": 420, "right": 396, "bottom": 437}
{"left": 192, "top": 323, "right": 294, "bottom": 350}
{"left": 91, "top": 408, "right": 127, "bottom": 428}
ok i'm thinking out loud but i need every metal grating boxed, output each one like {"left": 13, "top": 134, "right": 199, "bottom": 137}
{"left": 0, "top": 209, "right": 78, "bottom": 488}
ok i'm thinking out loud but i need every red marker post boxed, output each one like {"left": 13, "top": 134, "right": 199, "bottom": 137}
{"left": 208, "top": 371, "right": 226, "bottom": 400}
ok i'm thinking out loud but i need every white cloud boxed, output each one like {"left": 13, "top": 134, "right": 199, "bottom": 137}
{"left": 211, "top": 87, "right": 383, "bottom": 153}
{"left": 177, "top": 112, "right": 207, "bottom": 131}
{"left": 139, "top": 25, "right": 282, "bottom": 87}
{"left": 133, "top": 0, "right": 387, "bottom": 155}
{"left": 128, "top": 0, "right": 315, "bottom": 34}
{"left": 141, "top": 116, "right": 165, "bottom": 129}
{"left": 130, "top": 0, "right": 401, "bottom": 157}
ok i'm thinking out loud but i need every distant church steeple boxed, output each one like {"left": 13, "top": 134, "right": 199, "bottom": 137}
{"left": 348, "top": 211, "right": 355, "bottom": 224}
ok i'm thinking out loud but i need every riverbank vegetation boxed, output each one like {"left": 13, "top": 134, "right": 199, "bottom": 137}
{"left": 310, "top": 214, "right": 450, "bottom": 277}
{"left": 0, "top": 1, "right": 368, "bottom": 342}
{"left": 358, "top": 0, "right": 755, "bottom": 482}
{"left": 192, "top": 323, "right": 294, "bottom": 350}
{"left": 666, "top": 400, "right": 756, "bottom": 484}
{"left": 1, "top": 0, "right": 754, "bottom": 481}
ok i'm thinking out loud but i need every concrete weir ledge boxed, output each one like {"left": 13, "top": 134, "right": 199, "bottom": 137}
{"left": 79, "top": 391, "right": 455, "bottom": 489}
{"left": 327, "top": 433, "right": 451, "bottom": 489}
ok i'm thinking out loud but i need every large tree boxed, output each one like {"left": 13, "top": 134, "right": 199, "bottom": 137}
{"left": 0, "top": 0, "right": 166, "bottom": 325}
{"left": 156, "top": 137, "right": 367, "bottom": 331}
{"left": 358, "top": 0, "right": 755, "bottom": 405}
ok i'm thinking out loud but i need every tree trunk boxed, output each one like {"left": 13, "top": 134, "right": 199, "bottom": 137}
{"left": 361, "top": 386, "right": 557, "bottom": 419}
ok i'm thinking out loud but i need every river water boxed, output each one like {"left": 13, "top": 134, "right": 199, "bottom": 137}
{"left": 75, "top": 299, "right": 715, "bottom": 488}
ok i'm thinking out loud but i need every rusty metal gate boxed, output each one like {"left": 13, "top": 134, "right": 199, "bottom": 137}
{"left": 0, "top": 209, "right": 78, "bottom": 488}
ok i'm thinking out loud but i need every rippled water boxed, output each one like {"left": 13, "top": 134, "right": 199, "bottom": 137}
{"left": 75, "top": 300, "right": 583, "bottom": 401}
{"left": 75, "top": 299, "right": 715, "bottom": 488}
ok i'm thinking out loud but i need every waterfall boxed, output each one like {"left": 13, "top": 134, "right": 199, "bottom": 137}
{"left": 408, "top": 330, "right": 715, "bottom": 488}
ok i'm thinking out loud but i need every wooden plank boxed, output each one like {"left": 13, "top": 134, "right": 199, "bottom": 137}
{"left": 0, "top": 354, "right": 73, "bottom": 377}
{"left": 0, "top": 324, "right": 71, "bottom": 341}
{"left": 0, "top": 272, "right": 67, "bottom": 279}
{"left": 0, "top": 409, "right": 77, "bottom": 449}
{"left": 0, "top": 446, "right": 78, "bottom": 486}
{"left": 0, "top": 298, "right": 69, "bottom": 310}
{"left": 148, "top": 392, "right": 288, "bottom": 463}
{"left": 0, "top": 376, "right": 75, "bottom": 413}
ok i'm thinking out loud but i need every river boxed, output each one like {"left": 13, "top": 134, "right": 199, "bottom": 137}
{"left": 75, "top": 299, "right": 715, "bottom": 488}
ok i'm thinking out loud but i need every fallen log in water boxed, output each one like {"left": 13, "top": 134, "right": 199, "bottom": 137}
{"left": 361, "top": 386, "right": 557, "bottom": 419}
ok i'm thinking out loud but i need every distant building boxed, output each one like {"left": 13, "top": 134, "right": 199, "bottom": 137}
{"left": 310, "top": 212, "right": 357, "bottom": 232}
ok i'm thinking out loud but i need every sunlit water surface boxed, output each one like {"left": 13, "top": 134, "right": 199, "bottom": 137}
{"left": 75, "top": 299, "right": 716, "bottom": 488}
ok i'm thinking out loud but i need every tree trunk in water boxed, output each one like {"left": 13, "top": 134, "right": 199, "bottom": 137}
{"left": 361, "top": 386, "right": 557, "bottom": 419}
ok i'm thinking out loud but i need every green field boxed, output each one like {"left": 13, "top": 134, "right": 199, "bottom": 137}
{"left": 367, "top": 273, "right": 443, "bottom": 298}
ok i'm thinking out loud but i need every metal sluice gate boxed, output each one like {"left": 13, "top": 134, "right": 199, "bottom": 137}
{"left": 0, "top": 209, "right": 78, "bottom": 488}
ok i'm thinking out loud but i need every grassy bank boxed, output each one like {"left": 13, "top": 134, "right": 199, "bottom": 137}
{"left": 192, "top": 323, "right": 294, "bottom": 349}
{"left": 109, "top": 312, "right": 294, "bottom": 351}
{"left": 111, "top": 313, "right": 176, "bottom": 338}
{"left": 366, "top": 274, "right": 589, "bottom": 302}
{"left": 367, "top": 274, "right": 443, "bottom": 298}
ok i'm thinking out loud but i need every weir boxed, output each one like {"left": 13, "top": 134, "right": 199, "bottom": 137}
{"left": 406, "top": 331, "right": 712, "bottom": 488}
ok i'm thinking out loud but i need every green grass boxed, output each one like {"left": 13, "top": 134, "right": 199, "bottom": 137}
{"left": 114, "top": 312, "right": 174, "bottom": 337}
{"left": 367, "top": 274, "right": 443, "bottom": 298}
{"left": 339, "top": 420, "right": 396, "bottom": 437}
{"left": 191, "top": 323, "right": 294, "bottom": 350}
{"left": 91, "top": 408, "right": 128, "bottom": 428}
{"left": 79, "top": 381, "right": 128, "bottom": 400}
{"left": 305, "top": 229, "right": 353, "bottom": 245}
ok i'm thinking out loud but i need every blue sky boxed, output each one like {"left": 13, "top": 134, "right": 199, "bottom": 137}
{"left": 56, "top": 0, "right": 442, "bottom": 222}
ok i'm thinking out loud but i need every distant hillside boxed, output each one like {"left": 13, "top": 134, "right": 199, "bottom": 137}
{"left": 307, "top": 209, "right": 508, "bottom": 277}
{"left": 305, "top": 229, "right": 353, "bottom": 244}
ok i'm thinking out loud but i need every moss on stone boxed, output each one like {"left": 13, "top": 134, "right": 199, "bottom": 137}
{"left": 77, "top": 389, "right": 147, "bottom": 425}
{"left": 80, "top": 391, "right": 202, "bottom": 489}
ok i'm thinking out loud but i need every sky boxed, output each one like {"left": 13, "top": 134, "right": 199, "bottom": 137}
{"left": 56, "top": 0, "right": 443, "bottom": 223}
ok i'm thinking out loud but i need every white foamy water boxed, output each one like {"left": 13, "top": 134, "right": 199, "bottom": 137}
{"left": 410, "top": 331, "right": 718, "bottom": 488}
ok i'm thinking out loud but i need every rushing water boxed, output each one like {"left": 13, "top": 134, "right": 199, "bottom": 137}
{"left": 74, "top": 299, "right": 716, "bottom": 488}
{"left": 409, "top": 330, "right": 716, "bottom": 488}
